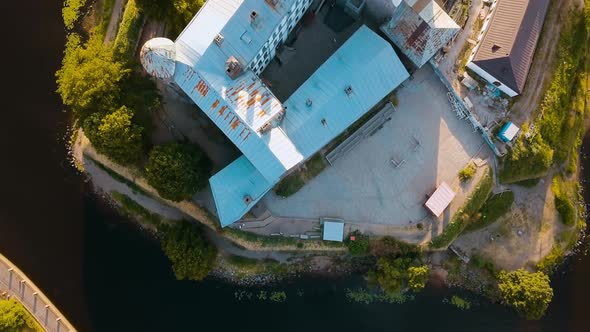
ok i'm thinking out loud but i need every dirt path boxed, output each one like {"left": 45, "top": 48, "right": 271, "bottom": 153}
{"left": 104, "top": 0, "right": 127, "bottom": 43}
{"left": 510, "top": 0, "right": 573, "bottom": 124}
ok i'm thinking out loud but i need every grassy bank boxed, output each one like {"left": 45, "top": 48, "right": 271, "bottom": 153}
{"left": 110, "top": 191, "right": 163, "bottom": 226}
{"left": 464, "top": 191, "right": 514, "bottom": 232}
{"left": 222, "top": 228, "right": 346, "bottom": 250}
{"left": 430, "top": 167, "right": 493, "bottom": 249}
{"left": 499, "top": 9, "right": 589, "bottom": 183}
{"left": 113, "top": 0, "right": 145, "bottom": 60}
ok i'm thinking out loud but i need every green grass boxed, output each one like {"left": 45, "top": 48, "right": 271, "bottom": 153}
{"left": 110, "top": 191, "right": 162, "bottom": 226}
{"left": 536, "top": 244, "right": 564, "bottom": 273}
{"left": 223, "top": 228, "right": 345, "bottom": 249}
{"left": 96, "top": 0, "right": 116, "bottom": 36}
{"left": 465, "top": 191, "right": 514, "bottom": 232}
{"left": 274, "top": 154, "right": 326, "bottom": 197}
{"left": 225, "top": 255, "right": 289, "bottom": 277}
{"left": 85, "top": 155, "right": 152, "bottom": 197}
{"left": 430, "top": 167, "right": 493, "bottom": 249}
{"left": 500, "top": 10, "right": 588, "bottom": 183}
{"left": 113, "top": 0, "right": 145, "bottom": 61}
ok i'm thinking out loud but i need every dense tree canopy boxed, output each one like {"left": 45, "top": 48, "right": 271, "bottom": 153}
{"left": 159, "top": 221, "right": 217, "bottom": 281}
{"left": 83, "top": 106, "right": 144, "bottom": 165}
{"left": 56, "top": 33, "right": 129, "bottom": 116}
{"left": 407, "top": 265, "right": 429, "bottom": 292}
{"left": 145, "top": 143, "right": 211, "bottom": 201}
{"left": 498, "top": 269, "right": 553, "bottom": 320}
{"left": 62, "top": 0, "right": 86, "bottom": 30}
{"left": 0, "top": 299, "right": 35, "bottom": 330}
{"left": 136, "top": 0, "right": 205, "bottom": 35}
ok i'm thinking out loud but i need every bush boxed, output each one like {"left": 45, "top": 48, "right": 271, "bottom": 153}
{"left": 269, "top": 291, "right": 287, "bottom": 302}
{"left": 159, "top": 220, "right": 216, "bottom": 281}
{"left": 145, "top": 143, "right": 211, "bottom": 201}
{"left": 459, "top": 163, "right": 477, "bottom": 182}
{"left": 450, "top": 295, "right": 471, "bottom": 310}
{"left": 552, "top": 175, "right": 577, "bottom": 226}
{"left": 407, "top": 265, "right": 429, "bottom": 291}
{"left": 0, "top": 299, "right": 41, "bottom": 331}
{"left": 346, "top": 231, "right": 370, "bottom": 255}
{"left": 62, "top": 0, "right": 87, "bottom": 30}
{"left": 497, "top": 269, "right": 553, "bottom": 320}
{"left": 83, "top": 106, "right": 144, "bottom": 165}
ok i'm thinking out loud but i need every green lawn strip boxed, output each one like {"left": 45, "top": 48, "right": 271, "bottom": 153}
{"left": 430, "top": 167, "right": 493, "bottom": 249}
{"left": 110, "top": 191, "right": 162, "bottom": 226}
{"left": 551, "top": 175, "right": 577, "bottom": 226}
{"left": 96, "top": 0, "right": 116, "bottom": 36}
{"left": 84, "top": 154, "right": 152, "bottom": 197}
{"left": 464, "top": 191, "right": 514, "bottom": 232}
{"left": 222, "top": 228, "right": 345, "bottom": 249}
{"left": 113, "top": 0, "right": 145, "bottom": 61}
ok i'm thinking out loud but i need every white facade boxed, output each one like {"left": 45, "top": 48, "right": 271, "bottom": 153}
{"left": 249, "top": 0, "right": 314, "bottom": 75}
{"left": 466, "top": 62, "right": 518, "bottom": 97}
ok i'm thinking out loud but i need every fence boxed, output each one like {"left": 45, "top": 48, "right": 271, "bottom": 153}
{"left": 0, "top": 253, "right": 77, "bottom": 332}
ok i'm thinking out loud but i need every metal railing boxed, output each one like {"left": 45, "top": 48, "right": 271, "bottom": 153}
{"left": 0, "top": 253, "right": 77, "bottom": 332}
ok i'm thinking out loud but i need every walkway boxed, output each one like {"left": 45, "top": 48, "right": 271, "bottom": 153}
{"left": 103, "top": 0, "right": 127, "bottom": 43}
{"left": 0, "top": 253, "right": 77, "bottom": 332}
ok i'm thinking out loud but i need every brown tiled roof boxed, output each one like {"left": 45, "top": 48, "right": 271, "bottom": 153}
{"left": 471, "top": 0, "right": 550, "bottom": 93}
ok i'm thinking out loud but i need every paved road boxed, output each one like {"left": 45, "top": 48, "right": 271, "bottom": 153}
{"left": 104, "top": 0, "right": 127, "bottom": 43}
{"left": 0, "top": 253, "right": 77, "bottom": 332}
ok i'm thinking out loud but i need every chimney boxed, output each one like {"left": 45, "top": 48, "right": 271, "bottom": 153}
{"left": 225, "top": 56, "right": 242, "bottom": 79}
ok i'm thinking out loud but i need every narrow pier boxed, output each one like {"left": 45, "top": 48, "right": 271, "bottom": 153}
{"left": 0, "top": 253, "right": 77, "bottom": 332}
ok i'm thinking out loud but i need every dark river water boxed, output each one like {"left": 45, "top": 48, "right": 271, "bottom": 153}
{"left": 2, "top": 1, "right": 590, "bottom": 331}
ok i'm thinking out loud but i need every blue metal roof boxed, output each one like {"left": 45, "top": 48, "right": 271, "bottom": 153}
{"left": 323, "top": 220, "right": 345, "bottom": 242}
{"left": 281, "top": 25, "right": 410, "bottom": 157}
{"left": 209, "top": 156, "right": 273, "bottom": 226}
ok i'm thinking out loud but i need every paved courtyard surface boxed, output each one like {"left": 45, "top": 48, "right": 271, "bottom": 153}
{"left": 263, "top": 65, "right": 486, "bottom": 225}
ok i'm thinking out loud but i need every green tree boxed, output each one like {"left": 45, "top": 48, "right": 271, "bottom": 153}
{"left": 56, "top": 33, "right": 129, "bottom": 116}
{"left": 0, "top": 299, "right": 31, "bottom": 330}
{"left": 136, "top": 0, "right": 205, "bottom": 35}
{"left": 497, "top": 269, "right": 553, "bottom": 320}
{"left": 159, "top": 221, "right": 216, "bottom": 281}
{"left": 407, "top": 265, "right": 429, "bottom": 292}
{"left": 145, "top": 143, "right": 211, "bottom": 201}
{"left": 62, "top": 0, "right": 87, "bottom": 30}
{"left": 370, "top": 257, "right": 411, "bottom": 295}
{"left": 83, "top": 106, "right": 144, "bottom": 165}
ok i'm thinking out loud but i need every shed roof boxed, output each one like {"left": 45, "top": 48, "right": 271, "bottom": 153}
{"left": 209, "top": 156, "right": 273, "bottom": 226}
{"left": 499, "top": 121, "right": 519, "bottom": 142}
{"left": 381, "top": 0, "right": 459, "bottom": 67}
{"left": 323, "top": 220, "right": 345, "bottom": 242}
{"left": 470, "top": 0, "right": 550, "bottom": 94}
{"left": 425, "top": 182, "right": 456, "bottom": 217}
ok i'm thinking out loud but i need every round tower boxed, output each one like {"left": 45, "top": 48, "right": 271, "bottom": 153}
{"left": 140, "top": 38, "right": 176, "bottom": 80}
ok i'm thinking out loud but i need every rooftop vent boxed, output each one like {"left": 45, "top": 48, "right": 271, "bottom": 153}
{"left": 306, "top": 98, "right": 312, "bottom": 107}
{"left": 214, "top": 34, "right": 224, "bottom": 46}
{"left": 225, "top": 56, "right": 243, "bottom": 80}
{"left": 344, "top": 85, "right": 353, "bottom": 96}
{"left": 244, "top": 195, "right": 253, "bottom": 205}
{"left": 491, "top": 44, "right": 501, "bottom": 52}
{"left": 250, "top": 11, "right": 258, "bottom": 24}
{"left": 321, "top": 118, "right": 327, "bottom": 127}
